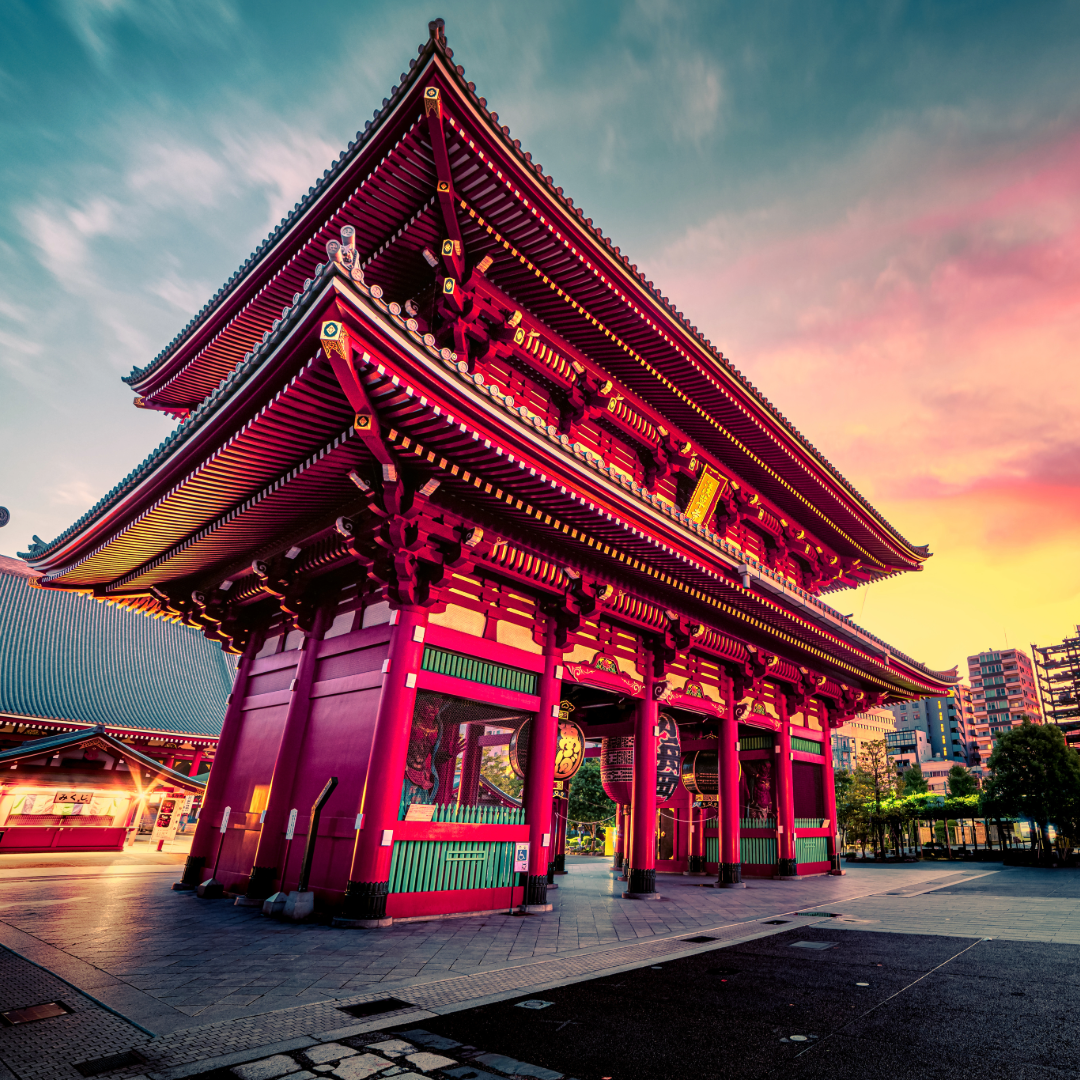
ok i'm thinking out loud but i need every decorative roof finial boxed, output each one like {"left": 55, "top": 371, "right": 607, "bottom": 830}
{"left": 429, "top": 17, "right": 446, "bottom": 48}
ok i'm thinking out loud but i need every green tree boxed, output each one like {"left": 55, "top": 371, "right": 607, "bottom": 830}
{"left": 986, "top": 721, "right": 1080, "bottom": 858}
{"left": 567, "top": 759, "right": 615, "bottom": 853}
{"left": 856, "top": 740, "right": 901, "bottom": 856}
{"left": 902, "top": 763, "right": 929, "bottom": 795}
{"left": 481, "top": 748, "right": 523, "bottom": 800}
{"left": 946, "top": 765, "right": 978, "bottom": 798}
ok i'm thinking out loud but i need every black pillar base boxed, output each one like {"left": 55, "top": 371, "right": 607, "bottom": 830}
{"left": 552, "top": 853, "right": 566, "bottom": 873}
{"left": 525, "top": 874, "right": 548, "bottom": 906}
{"left": 777, "top": 857, "right": 798, "bottom": 877}
{"left": 719, "top": 862, "right": 742, "bottom": 885}
{"left": 688, "top": 854, "right": 706, "bottom": 874}
{"left": 174, "top": 854, "right": 206, "bottom": 890}
{"left": 245, "top": 864, "right": 277, "bottom": 900}
{"left": 626, "top": 867, "right": 656, "bottom": 895}
{"left": 339, "top": 879, "right": 389, "bottom": 921}
{"left": 612, "top": 852, "right": 623, "bottom": 871}
{"left": 546, "top": 861, "right": 555, "bottom": 885}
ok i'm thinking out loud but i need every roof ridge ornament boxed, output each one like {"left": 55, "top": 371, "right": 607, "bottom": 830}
{"left": 429, "top": 17, "right": 446, "bottom": 48}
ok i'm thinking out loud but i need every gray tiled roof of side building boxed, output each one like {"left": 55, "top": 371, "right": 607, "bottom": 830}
{"left": 0, "top": 558, "right": 232, "bottom": 737}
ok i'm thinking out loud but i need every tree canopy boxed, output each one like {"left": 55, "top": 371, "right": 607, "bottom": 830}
{"left": 568, "top": 758, "right": 615, "bottom": 824}
{"left": 946, "top": 764, "right": 978, "bottom": 798}
{"left": 985, "top": 721, "right": 1080, "bottom": 849}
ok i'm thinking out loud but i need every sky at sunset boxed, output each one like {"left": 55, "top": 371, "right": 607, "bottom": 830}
{"left": 1, "top": 1, "right": 1077, "bottom": 678}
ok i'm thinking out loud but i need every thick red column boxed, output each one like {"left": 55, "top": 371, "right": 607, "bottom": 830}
{"left": 718, "top": 678, "right": 742, "bottom": 886}
{"left": 823, "top": 719, "right": 844, "bottom": 874}
{"left": 242, "top": 607, "right": 329, "bottom": 901}
{"left": 776, "top": 711, "right": 797, "bottom": 877}
{"left": 625, "top": 664, "right": 659, "bottom": 898}
{"left": 177, "top": 633, "right": 259, "bottom": 888}
{"left": 520, "top": 618, "right": 562, "bottom": 910}
{"left": 687, "top": 804, "right": 705, "bottom": 874}
{"left": 336, "top": 605, "right": 429, "bottom": 926}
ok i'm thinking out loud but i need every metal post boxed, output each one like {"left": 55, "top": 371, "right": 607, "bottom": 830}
{"left": 297, "top": 777, "right": 338, "bottom": 894}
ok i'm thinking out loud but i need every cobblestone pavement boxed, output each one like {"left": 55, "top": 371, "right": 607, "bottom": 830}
{"left": 0, "top": 860, "right": 983, "bottom": 1038}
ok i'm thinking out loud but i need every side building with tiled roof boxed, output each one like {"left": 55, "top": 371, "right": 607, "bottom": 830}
{"left": 0, "top": 555, "right": 232, "bottom": 773}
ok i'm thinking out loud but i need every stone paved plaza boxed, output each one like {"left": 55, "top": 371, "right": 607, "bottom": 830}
{"left": 1, "top": 856, "right": 1078, "bottom": 1079}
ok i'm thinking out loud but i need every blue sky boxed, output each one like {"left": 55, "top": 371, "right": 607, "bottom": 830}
{"left": 2, "top": 1, "right": 1079, "bottom": 669}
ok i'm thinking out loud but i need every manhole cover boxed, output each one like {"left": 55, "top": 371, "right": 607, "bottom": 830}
{"left": 682, "top": 935, "right": 717, "bottom": 943}
{"left": 762, "top": 919, "right": 789, "bottom": 925}
{"left": 73, "top": 1050, "right": 147, "bottom": 1077}
{"left": 1, "top": 1001, "right": 70, "bottom": 1026}
{"left": 790, "top": 941, "right": 837, "bottom": 950}
{"left": 516, "top": 1000, "right": 554, "bottom": 1010}
{"left": 798, "top": 911, "right": 842, "bottom": 917}
{"left": 338, "top": 997, "right": 414, "bottom": 1019}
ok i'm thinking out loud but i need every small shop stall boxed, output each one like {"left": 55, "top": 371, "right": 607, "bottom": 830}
{"left": 0, "top": 725, "right": 205, "bottom": 853}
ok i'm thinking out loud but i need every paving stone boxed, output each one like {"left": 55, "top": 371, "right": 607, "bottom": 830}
{"left": 304, "top": 1043, "right": 360, "bottom": 1065}
{"left": 331, "top": 1054, "right": 395, "bottom": 1079}
{"left": 364, "top": 1039, "right": 417, "bottom": 1057}
{"left": 231, "top": 1055, "right": 303, "bottom": 1080}
{"left": 404, "top": 1052, "right": 458, "bottom": 1072}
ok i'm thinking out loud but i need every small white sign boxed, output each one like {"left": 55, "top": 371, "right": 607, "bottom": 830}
{"left": 219, "top": 806, "right": 231, "bottom": 834}
{"left": 381, "top": 829, "right": 394, "bottom": 847}
{"left": 542, "top": 832, "right": 551, "bottom": 848}
{"left": 285, "top": 808, "right": 298, "bottom": 840}
{"left": 513, "top": 841, "right": 530, "bottom": 873}
{"left": 355, "top": 813, "right": 364, "bottom": 831}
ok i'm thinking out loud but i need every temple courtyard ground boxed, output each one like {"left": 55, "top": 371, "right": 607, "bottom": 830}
{"left": 0, "top": 856, "right": 1077, "bottom": 1079}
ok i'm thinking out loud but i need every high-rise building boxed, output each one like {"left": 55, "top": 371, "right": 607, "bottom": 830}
{"left": 968, "top": 648, "right": 1042, "bottom": 761}
{"left": 887, "top": 689, "right": 973, "bottom": 764}
{"left": 831, "top": 707, "right": 898, "bottom": 772}
{"left": 1032, "top": 626, "right": 1080, "bottom": 726}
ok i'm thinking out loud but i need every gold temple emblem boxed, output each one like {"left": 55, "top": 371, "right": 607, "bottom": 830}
{"left": 424, "top": 86, "right": 442, "bottom": 117}
{"left": 320, "top": 321, "right": 349, "bottom": 361}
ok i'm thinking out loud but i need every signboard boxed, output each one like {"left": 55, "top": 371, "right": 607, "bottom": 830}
{"left": 684, "top": 467, "right": 728, "bottom": 525}
{"left": 285, "top": 808, "right": 298, "bottom": 840}
{"left": 404, "top": 804, "right": 437, "bottom": 822}
{"left": 513, "top": 841, "right": 530, "bottom": 874}
{"left": 219, "top": 805, "right": 231, "bottom": 834}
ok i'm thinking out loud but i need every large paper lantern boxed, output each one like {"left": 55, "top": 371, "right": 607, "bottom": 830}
{"left": 681, "top": 750, "right": 718, "bottom": 798}
{"left": 601, "top": 714, "right": 683, "bottom": 804}
{"left": 509, "top": 718, "right": 586, "bottom": 781}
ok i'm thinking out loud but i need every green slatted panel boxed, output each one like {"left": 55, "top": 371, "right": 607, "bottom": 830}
{"left": 705, "top": 837, "right": 719, "bottom": 863}
{"left": 738, "top": 735, "right": 774, "bottom": 751}
{"left": 421, "top": 646, "right": 538, "bottom": 695}
{"left": 427, "top": 804, "right": 525, "bottom": 824}
{"left": 740, "top": 817, "right": 777, "bottom": 829}
{"left": 794, "top": 817, "right": 824, "bottom": 829}
{"left": 795, "top": 836, "right": 828, "bottom": 863}
{"left": 791, "top": 736, "right": 824, "bottom": 755}
{"left": 388, "top": 840, "right": 517, "bottom": 893}
{"left": 740, "top": 835, "right": 778, "bottom": 865}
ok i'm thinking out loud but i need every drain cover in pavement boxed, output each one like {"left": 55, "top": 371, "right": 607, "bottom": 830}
{"left": 683, "top": 935, "right": 718, "bottom": 943}
{"left": 790, "top": 941, "right": 837, "bottom": 950}
{"left": 1, "top": 1001, "right": 70, "bottom": 1026}
{"left": 516, "top": 1000, "right": 554, "bottom": 1009}
{"left": 338, "top": 997, "right": 414, "bottom": 1018}
{"left": 72, "top": 1049, "right": 147, "bottom": 1077}
{"left": 762, "top": 919, "right": 789, "bottom": 925}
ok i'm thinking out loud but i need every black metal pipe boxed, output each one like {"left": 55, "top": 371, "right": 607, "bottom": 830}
{"left": 297, "top": 776, "right": 338, "bottom": 893}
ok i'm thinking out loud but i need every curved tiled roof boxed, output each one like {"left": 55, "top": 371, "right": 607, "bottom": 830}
{"left": 111, "top": 21, "right": 927, "bottom": 566}
{"left": 0, "top": 564, "right": 232, "bottom": 737}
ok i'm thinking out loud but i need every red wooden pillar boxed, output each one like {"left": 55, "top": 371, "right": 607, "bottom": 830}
{"left": 243, "top": 606, "right": 329, "bottom": 901}
{"left": 337, "top": 606, "right": 429, "bottom": 926}
{"left": 188, "top": 749, "right": 204, "bottom": 777}
{"left": 457, "top": 722, "right": 483, "bottom": 808}
{"left": 625, "top": 662, "right": 659, "bottom": 898}
{"left": 177, "top": 634, "right": 259, "bottom": 889}
{"left": 718, "top": 676, "right": 742, "bottom": 886}
{"left": 552, "top": 789, "right": 569, "bottom": 873}
{"left": 776, "top": 711, "right": 797, "bottom": 877}
{"left": 823, "top": 720, "right": 844, "bottom": 874}
{"left": 521, "top": 617, "right": 562, "bottom": 909}
{"left": 687, "top": 804, "right": 705, "bottom": 873}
